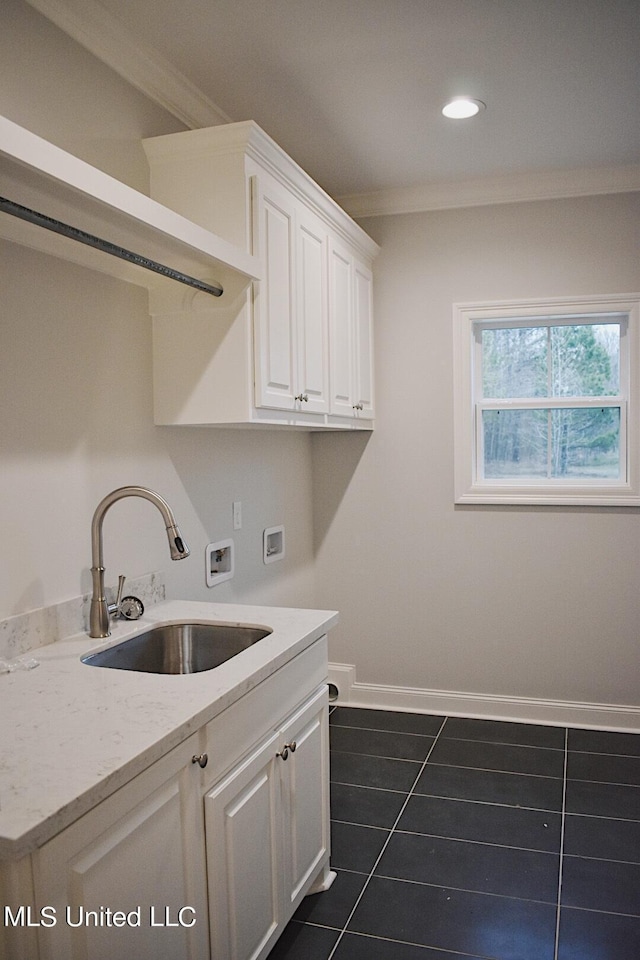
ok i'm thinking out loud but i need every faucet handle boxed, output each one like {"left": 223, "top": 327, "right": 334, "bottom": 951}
{"left": 115, "top": 575, "right": 126, "bottom": 611}
{"left": 106, "top": 575, "right": 126, "bottom": 619}
{"left": 106, "top": 576, "right": 144, "bottom": 621}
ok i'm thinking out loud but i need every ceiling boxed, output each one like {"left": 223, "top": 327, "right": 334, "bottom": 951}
{"left": 27, "top": 0, "right": 640, "bottom": 212}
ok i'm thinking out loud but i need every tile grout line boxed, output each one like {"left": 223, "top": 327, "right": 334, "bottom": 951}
{"left": 331, "top": 722, "right": 442, "bottom": 741}
{"left": 333, "top": 786, "right": 561, "bottom": 815}
{"left": 332, "top": 753, "right": 564, "bottom": 780}
{"left": 559, "top": 902, "right": 640, "bottom": 920}
{"left": 331, "top": 722, "right": 568, "bottom": 752}
{"left": 553, "top": 727, "right": 569, "bottom": 960}
{"left": 389, "top": 828, "right": 560, "bottom": 858}
{"left": 431, "top": 736, "right": 566, "bottom": 753}
{"left": 324, "top": 715, "right": 450, "bottom": 960}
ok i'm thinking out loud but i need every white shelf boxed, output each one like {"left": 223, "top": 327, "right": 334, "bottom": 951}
{"left": 0, "top": 115, "right": 261, "bottom": 298}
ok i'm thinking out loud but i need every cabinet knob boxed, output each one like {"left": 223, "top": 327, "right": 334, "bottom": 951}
{"left": 295, "top": 394, "right": 309, "bottom": 403}
{"left": 276, "top": 741, "right": 297, "bottom": 761}
{"left": 192, "top": 753, "right": 208, "bottom": 768}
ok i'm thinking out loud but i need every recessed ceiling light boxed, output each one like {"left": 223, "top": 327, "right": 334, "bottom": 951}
{"left": 442, "top": 97, "right": 486, "bottom": 120}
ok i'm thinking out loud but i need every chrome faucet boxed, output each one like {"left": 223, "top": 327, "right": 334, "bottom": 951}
{"left": 89, "top": 485, "right": 190, "bottom": 638}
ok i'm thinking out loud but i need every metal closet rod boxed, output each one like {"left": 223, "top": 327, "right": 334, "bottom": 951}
{"left": 0, "top": 195, "right": 224, "bottom": 297}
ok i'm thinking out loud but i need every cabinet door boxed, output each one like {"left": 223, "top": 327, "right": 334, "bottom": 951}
{"left": 32, "top": 737, "right": 208, "bottom": 960}
{"left": 251, "top": 175, "right": 297, "bottom": 411}
{"left": 296, "top": 207, "right": 329, "bottom": 414}
{"left": 329, "top": 240, "right": 376, "bottom": 421}
{"left": 205, "top": 732, "right": 282, "bottom": 960}
{"left": 353, "top": 259, "right": 375, "bottom": 419}
{"left": 279, "top": 685, "right": 330, "bottom": 912}
{"left": 328, "top": 238, "right": 355, "bottom": 416}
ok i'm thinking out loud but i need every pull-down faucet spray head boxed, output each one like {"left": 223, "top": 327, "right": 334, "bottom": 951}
{"left": 166, "top": 523, "right": 190, "bottom": 560}
{"left": 89, "top": 485, "right": 190, "bottom": 638}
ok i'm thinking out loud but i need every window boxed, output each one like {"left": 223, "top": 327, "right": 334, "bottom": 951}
{"left": 453, "top": 295, "right": 640, "bottom": 505}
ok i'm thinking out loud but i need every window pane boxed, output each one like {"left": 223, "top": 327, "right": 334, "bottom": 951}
{"left": 551, "top": 324, "right": 620, "bottom": 397}
{"left": 551, "top": 408, "right": 620, "bottom": 479}
{"left": 482, "top": 407, "right": 621, "bottom": 480}
{"left": 482, "top": 327, "right": 547, "bottom": 398}
{"left": 482, "top": 409, "right": 548, "bottom": 478}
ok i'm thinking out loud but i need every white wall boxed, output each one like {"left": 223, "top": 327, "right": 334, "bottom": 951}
{"left": 0, "top": 0, "right": 316, "bottom": 620}
{"left": 4, "top": 0, "right": 639, "bottom": 723}
{"left": 313, "top": 193, "right": 640, "bottom": 714}
{"left": 0, "top": 0, "right": 186, "bottom": 192}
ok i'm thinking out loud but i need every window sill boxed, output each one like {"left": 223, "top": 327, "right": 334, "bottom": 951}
{"left": 455, "top": 483, "right": 640, "bottom": 507}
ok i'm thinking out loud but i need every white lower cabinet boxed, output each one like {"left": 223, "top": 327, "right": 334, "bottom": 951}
{"left": 280, "top": 688, "right": 330, "bottom": 909}
{"left": 30, "top": 733, "right": 209, "bottom": 960}
{"left": 205, "top": 731, "right": 281, "bottom": 960}
{"left": 1, "top": 639, "right": 331, "bottom": 960}
{"left": 205, "top": 685, "right": 330, "bottom": 960}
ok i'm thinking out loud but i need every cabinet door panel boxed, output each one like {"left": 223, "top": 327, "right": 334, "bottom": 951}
{"left": 33, "top": 744, "right": 207, "bottom": 960}
{"left": 328, "top": 241, "right": 354, "bottom": 416}
{"left": 205, "top": 733, "right": 281, "bottom": 960}
{"left": 297, "top": 209, "right": 329, "bottom": 414}
{"left": 280, "top": 686, "right": 330, "bottom": 909}
{"left": 252, "top": 176, "right": 296, "bottom": 411}
{"left": 353, "top": 260, "right": 375, "bottom": 418}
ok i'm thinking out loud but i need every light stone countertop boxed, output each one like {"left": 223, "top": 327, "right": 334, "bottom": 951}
{"left": 0, "top": 600, "right": 338, "bottom": 862}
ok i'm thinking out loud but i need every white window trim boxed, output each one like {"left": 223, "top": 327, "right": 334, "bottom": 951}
{"left": 453, "top": 294, "right": 640, "bottom": 506}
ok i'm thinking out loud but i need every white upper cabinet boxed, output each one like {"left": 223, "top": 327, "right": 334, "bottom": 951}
{"left": 253, "top": 183, "right": 331, "bottom": 416}
{"left": 353, "top": 259, "right": 375, "bottom": 419}
{"left": 328, "top": 239, "right": 354, "bottom": 417}
{"left": 144, "top": 121, "right": 378, "bottom": 430}
{"left": 250, "top": 171, "right": 330, "bottom": 415}
{"left": 295, "top": 204, "right": 330, "bottom": 416}
{"left": 328, "top": 239, "right": 375, "bottom": 420}
{"left": 252, "top": 173, "right": 297, "bottom": 411}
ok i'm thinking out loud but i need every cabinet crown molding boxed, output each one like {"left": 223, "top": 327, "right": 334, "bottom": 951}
{"left": 144, "top": 121, "right": 380, "bottom": 263}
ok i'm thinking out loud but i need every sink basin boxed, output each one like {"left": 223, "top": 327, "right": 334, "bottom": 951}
{"left": 81, "top": 621, "right": 272, "bottom": 674}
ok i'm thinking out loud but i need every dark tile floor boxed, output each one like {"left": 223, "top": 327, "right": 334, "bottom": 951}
{"left": 269, "top": 706, "right": 640, "bottom": 960}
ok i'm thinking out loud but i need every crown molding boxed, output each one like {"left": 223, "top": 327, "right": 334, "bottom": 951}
{"left": 338, "top": 163, "right": 640, "bottom": 219}
{"left": 23, "top": 0, "right": 640, "bottom": 215}
{"left": 26, "top": 0, "right": 231, "bottom": 129}
{"left": 144, "top": 121, "right": 380, "bottom": 261}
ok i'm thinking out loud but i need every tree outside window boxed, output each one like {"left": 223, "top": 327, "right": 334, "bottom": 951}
{"left": 480, "top": 322, "right": 621, "bottom": 480}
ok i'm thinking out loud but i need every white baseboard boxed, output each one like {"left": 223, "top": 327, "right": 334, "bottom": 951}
{"left": 328, "top": 662, "right": 640, "bottom": 733}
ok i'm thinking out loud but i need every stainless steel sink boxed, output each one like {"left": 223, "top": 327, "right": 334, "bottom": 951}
{"left": 81, "top": 621, "right": 272, "bottom": 674}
